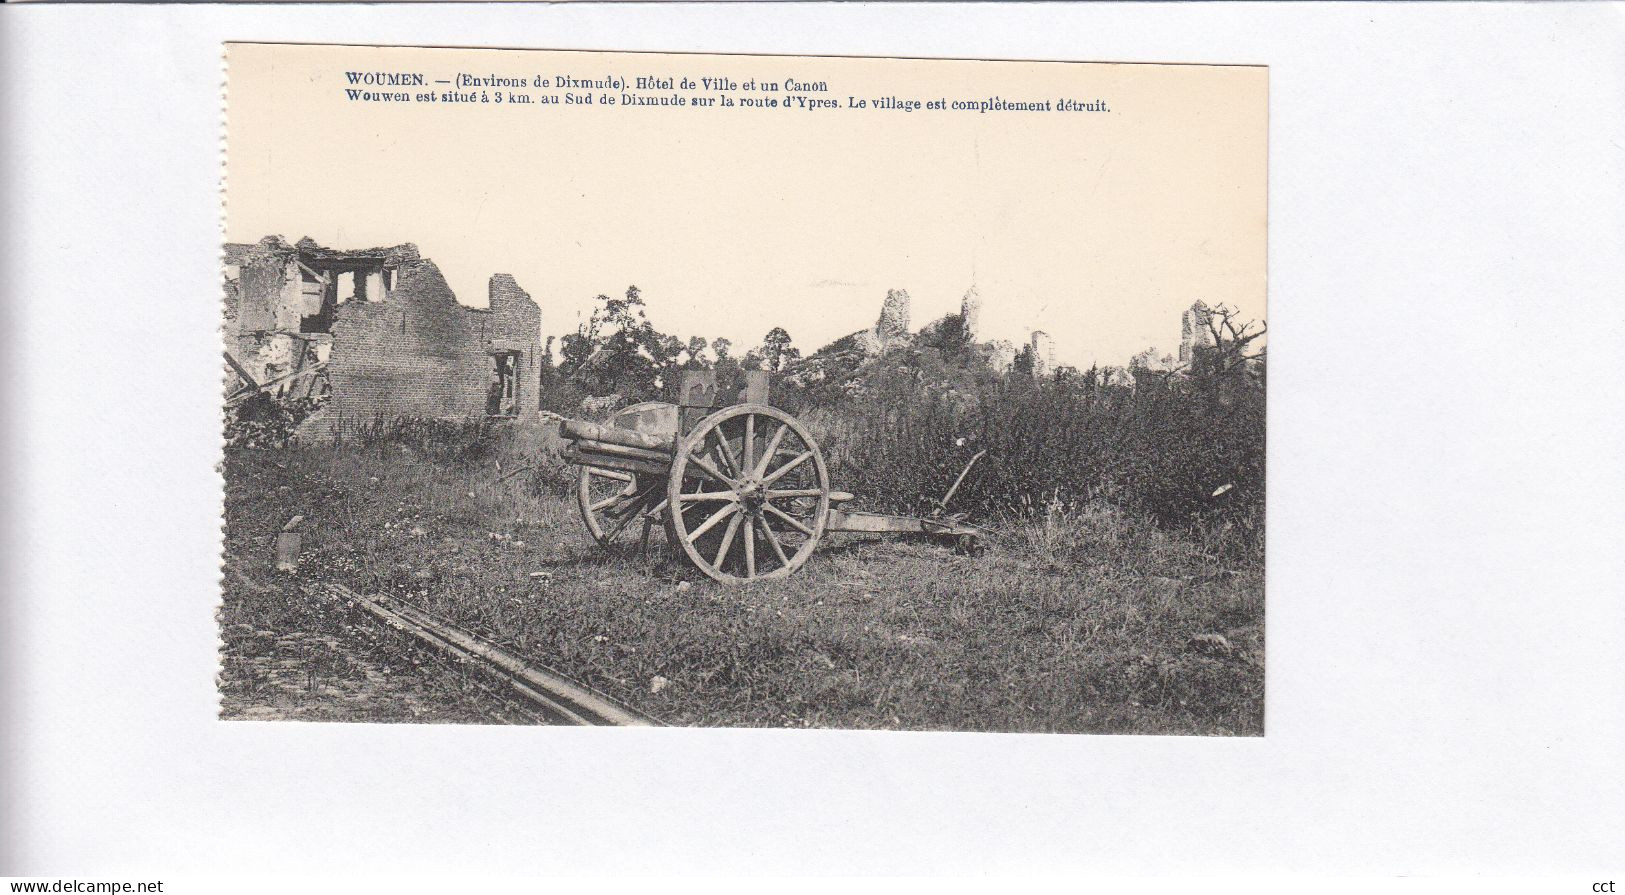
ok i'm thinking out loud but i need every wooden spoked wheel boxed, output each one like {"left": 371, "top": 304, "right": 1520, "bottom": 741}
{"left": 667, "top": 403, "right": 831, "bottom": 582}
{"left": 577, "top": 466, "right": 643, "bottom": 547}
{"left": 576, "top": 401, "right": 677, "bottom": 548}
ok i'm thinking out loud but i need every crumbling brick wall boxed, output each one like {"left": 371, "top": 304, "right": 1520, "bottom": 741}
{"left": 1030, "top": 330, "right": 1055, "bottom": 377}
{"left": 1179, "top": 301, "right": 1216, "bottom": 365}
{"left": 876, "top": 288, "right": 911, "bottom": 341}
{"left": 326, "top": 260, "right": 541, "bottom": 427}
{"left": 480, "top": 273, "right": 542, "bottom": 416}
{"left": 960, "top": 285, "right": 982, "bottom": 342}
{"left": 235, "top": 245, "right": 302, "bottom": 334}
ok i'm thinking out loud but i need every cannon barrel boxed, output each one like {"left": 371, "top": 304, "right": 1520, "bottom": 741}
{"left": 561, "top": 444, "right": 670, "bottom": 478}
{"left": 559, "top": 418, "right": 677, "bottom": 454}
{"left": 565, "top": 439, "right": 672, "bottom": 467}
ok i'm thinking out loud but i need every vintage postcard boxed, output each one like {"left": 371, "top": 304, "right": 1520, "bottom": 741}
{"left": 221, "top": 43, "right": 1266, "bottom": 733}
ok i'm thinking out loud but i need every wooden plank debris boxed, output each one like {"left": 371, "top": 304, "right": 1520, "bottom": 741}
{"left": 224, "top": 362, "right": 329, "bottom": 407}
{"left": 275, "top": 515, "right": 303, "bottom": 573}
{"left": 223, "top": 350, "right": 260, "bottom": 391}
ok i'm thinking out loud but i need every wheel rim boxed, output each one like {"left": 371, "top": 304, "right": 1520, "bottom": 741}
{"left": 577, "top": 466, "right": 640, "bottom": 547}
{"left": 667, "top": 403, "right": 829, "bottom": 582}
{"left": 575, "top": 401, "right": 678, "bottom": 549}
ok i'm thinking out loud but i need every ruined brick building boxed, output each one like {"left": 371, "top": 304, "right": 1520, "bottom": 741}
{"left": 783, "top": 285, "right": 1052, "bottom": 392}
{"left": 1179, "top": 300, "right": 1218, "bottom": 365}
{"left": 852, "top": 288, "right": 916, "bottom": 356}
{"left": 960, "top": 286, "right": 1018, "bottom": 372}
{"left": 223, "top": 236, "right": 542, "bottom": 432}
{"left": 777, "top": 289, "right": 1250, "bottom": 395}
{"left": 1028, "top": 330, "right": 1056, "bottom": 377}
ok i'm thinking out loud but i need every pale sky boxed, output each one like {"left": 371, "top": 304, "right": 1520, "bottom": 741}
{"left": 227, "top": 45, "right": 1266, "bottom": 368}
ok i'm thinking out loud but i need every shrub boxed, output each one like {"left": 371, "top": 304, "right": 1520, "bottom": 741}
{"left": 333, "top": 414, "right": 578, "bottom": 500}
{"left": 348, "top": 416, "right": 509, "bottom": 466}
{"left": 814, "top": 359, "right": 1264, "bottom": 554}
{"left": 224, "top": 393, "right": 326, "bottom": 449}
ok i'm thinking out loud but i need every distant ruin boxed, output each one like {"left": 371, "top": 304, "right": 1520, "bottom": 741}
{"left": 784, "top": 284, "right": 1056, "bottom": 390}
{"left": 854, "top": 288, "right": 915, "bottom": 354}
{"left": 1029, "top": 330, "right": 1056, "bottom": 378}
{"left": 959, "top": 286, "right": 982, "bottom": 342}
{"left": 987, "top": 339, "right": 1017, "bottom": 372}
{"left": 784, "top": 288, "right": 1238, "bottom": 386}
{"left": 1179, "top": 300, "right": 1217, "bottom": 365}
{"left": 223, "top": 236, "right": 542, "bottom": 434}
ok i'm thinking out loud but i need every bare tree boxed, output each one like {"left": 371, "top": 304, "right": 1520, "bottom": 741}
{"left": 1197, "top": 304, "right": 1267, "bottom": 380}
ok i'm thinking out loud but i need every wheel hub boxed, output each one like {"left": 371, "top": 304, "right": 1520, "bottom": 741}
{"left": 739, "top": 479, "right": 766, "bottom": 514}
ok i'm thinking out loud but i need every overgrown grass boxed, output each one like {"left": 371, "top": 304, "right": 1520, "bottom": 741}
{"left": 801, "top": 362, "right": 1265, "bottom": 558}
{"left": 220, "top": 425, "right": 1263, "bottom": 734}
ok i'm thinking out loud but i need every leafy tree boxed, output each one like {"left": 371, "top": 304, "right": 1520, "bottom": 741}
{"left": 761, "top": 326, "right": 800, "bottom": 372}
{"left": 709, "top": 337, "right": 740, "bottom": 390}
{"left": 657, "top": 334, "right": 685, "bottom": 365}
{"left": 559, "top": 331, "right": 595, "bottom": 374}
{"left": 920, "top": 313, "right": 974, "bottom": 361}
{"left": 684, "top": 336, "right": 710, "bottom": 369}
{"left": 559, "top": 285, "right": 671, "bottom": 398}
{"left": 650, "top": 334, "right": 684, "bottom": 390}
{"left": 1012, "top": 343, "right": 1036, "bottom": 376}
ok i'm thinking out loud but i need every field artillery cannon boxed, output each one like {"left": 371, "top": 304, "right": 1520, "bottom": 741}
{"left": 559, "top": 370, "right": 985, "bottom": 583}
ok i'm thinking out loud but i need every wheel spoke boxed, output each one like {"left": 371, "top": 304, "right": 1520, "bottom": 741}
{"left": 679, "top": 490, "right": 738, "bottom": 503}
{"left": 713, "top": 512, "right": 744, "bottom": 569}
{"left": 589, "top": 494, "right": 623, "bottom": 512}
{"left": 710, "top": 427, "right": 741, "bottom": 478}
{"left": 757, "top": 517, "right": 791, "bottom": 567}
{"left": 744, "top": 520, "right": 756, "bottom": 578}
{"left": 743, "top": 413, "right": 755, "bottom": 476}
{"left": 589, "top": 469, "right": 634, "bottom": 483}
{"left": 763, "top": 502, "right": 814, "bottom": 536}
{"left": 688, "top": 502, "right": 740, "bottom": 540}
{"left": 764, "top": 488, "right": 824, "bottom": 499}
{"left": 686, "top": 452, "right": 737, "bottom": 489}
{"left": 754, "top": 423, "right": 789, "bottom": 478}
{"left": 761, "top": 450, "right": 813, "bottom": 486}
{"left": 605, "top": 508, "right": 643, "bottom": 541}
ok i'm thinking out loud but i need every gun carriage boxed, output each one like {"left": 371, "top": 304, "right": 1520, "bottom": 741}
{"left": 560, "top": 370, "right": 985, "bottom": 583}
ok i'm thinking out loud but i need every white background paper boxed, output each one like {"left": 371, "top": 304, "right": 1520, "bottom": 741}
{"left": 2, "top": 1, "right": 1622, "bottom": 879}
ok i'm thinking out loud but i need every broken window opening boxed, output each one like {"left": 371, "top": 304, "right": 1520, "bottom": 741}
{"left": 335, "top": 271, "right": 357, "bottom": 304}
{"left": 299, "top": 265, "right": 338, "bottom": 334}
{"left": 487, "top": 352, "right": 520, "bottom": 418}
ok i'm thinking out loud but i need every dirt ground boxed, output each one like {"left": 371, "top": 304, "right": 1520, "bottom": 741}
{"left": 219, "top": 568, "right": 548, "bottom": 724}
{"left": 219, "top": 441, "right": 1263, "bottom": 734}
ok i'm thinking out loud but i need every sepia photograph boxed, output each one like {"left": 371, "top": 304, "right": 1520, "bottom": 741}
{"left": 10, "top": 1, "right": 1625, "bottom": 883}
{"left": 220, "top": 43, "right": 1267, "bottom": 734}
